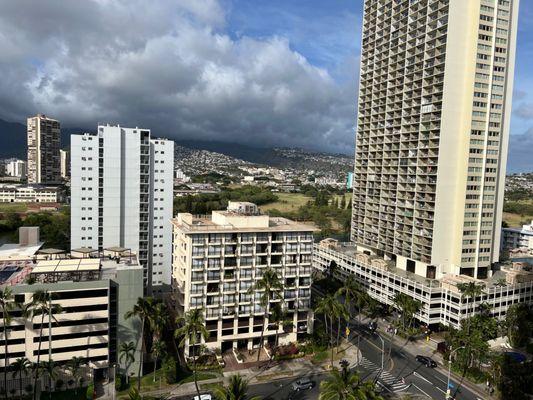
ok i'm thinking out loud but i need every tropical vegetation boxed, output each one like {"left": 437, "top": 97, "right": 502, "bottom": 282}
{"left": 248, "top": 266, "right": 284, "bottom": 362}
{"left": 319, "top": 360, "right": 383, "bottom": 400}
{"left": 175, "top": 308, "right": 209, "bottom": 398}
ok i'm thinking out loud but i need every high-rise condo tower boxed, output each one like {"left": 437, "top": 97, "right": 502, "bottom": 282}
{"left": 70, "top": 125, "right": 174, "bottom": 294}
{"left": 351, "top": 0, "right": 519, "bottom": 279}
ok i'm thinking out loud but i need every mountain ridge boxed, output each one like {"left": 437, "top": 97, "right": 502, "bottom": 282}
{"left": 0, "top": 118, "right": 352, "bottom": 168}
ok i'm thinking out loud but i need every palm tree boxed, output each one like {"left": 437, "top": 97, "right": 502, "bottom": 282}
{"left": 315, "top": 295, "right": 346, "bottom": 367}
{"left": 319, "top": 360, "right": 383, "bottom": 400}
{"left": 149, "top": 302, "right": 169, "bottom": 343}
{"left": 128, "top": 387, "right": 142, "bottom": 400}
{"left": 24, "top": 291, "right": 62, "bottom": 400}
{"left": 67, "top": 356, "right": 86, "bottom": 394}
{"left": 39, "top": 360, "right": 57, "bottom": 398}
{"left": 119, "top": 341, "right": 136, "bottom": 385}
{"left": 457, "top": 282, "right": 485, "bottom": 323}
{"left": 151, "top": 340, "right": 166, "bottom": 382}
{"left": 175, "top": 309, "right": 209, "bottom": 398}
{"left": 212, "top": 374, "right": 260, "bottom": 400}
{"left": 392, "top": 293, "right": 422, "bottom": 332}
{"left": 0, "top": 287, "right": 21, "bottom": 395}
{"left": 332, "top": 297, "right": 349, "bottom": 351}
{"left": 336, "top": 275, "right": 361, "bottom": 317}
{"left": 337, "top": 280, "right": 368, "bottom": 365}
{"left": 248, "top": 267, "right": 283, "bottom": 362}
{"left": 125, "top": 297, "right": 156, "bottom": 392}
{"left": 12, "top": 357, "right": 31, "bottom": 400}
{"left": 269, "top": 303, "right": 294, "bottom": 356}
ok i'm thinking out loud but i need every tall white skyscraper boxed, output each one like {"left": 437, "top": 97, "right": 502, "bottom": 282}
{"left": 71, "top": 125, "right": 174, "bottom": 293}
{"left": 351, "top": 0, "right": 519, "bottom": 279}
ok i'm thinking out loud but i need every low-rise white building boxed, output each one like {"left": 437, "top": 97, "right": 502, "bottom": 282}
{"left": 172, "top": 202, "right": 315, "bottom": 356}
{"left": 5, "top": 159, "right": 27, "bottom": 178}
{"left": 502, "top": 220, "right": 533, "bottom": 254}
{"left": 313, "top": 240, "right": 533, "bottom": 329}
{"left": 0, "top": 184, "right": 63, "bottom": 203}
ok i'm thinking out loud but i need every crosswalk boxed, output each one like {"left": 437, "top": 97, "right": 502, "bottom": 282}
{"left": 356, "top": 356, "right": 410, "bottom": 392}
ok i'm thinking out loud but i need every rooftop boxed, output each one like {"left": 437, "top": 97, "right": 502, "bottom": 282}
{"left": 0, "top": 254, "right": 140, "bottom": 287}
{"left": 173, "top": 212, "right": 316, "bottom": 234}
{"left": 0, "top": 184, "right": 62, "bottom": 191}
{"left": 0, "top": 241, "right": 44, "bottom": 261}
{"left": 317, "top": 241, "right": 528, "bottom": 290}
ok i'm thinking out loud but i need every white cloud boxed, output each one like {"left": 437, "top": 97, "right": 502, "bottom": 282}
{"left": 0, "top": 0, "right": 356, "bottom": 153}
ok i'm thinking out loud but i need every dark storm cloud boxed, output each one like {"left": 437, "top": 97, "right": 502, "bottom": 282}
{"left": 0, "top": 0, "right": 356, "bottom": 153}
{"left": 507, "top": 127, "right": 533, "bottom": 173}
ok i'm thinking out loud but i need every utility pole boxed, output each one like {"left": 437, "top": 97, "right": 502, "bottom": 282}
{"left": 446, "top": 346, "right": 465, "bottom": 399}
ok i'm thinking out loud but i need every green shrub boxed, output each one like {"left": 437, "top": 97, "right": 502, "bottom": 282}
{"left": 115, "top": 375, "right": 126, "bottom": 391}
{"left": 86, "top": 383, "right": 94, "bottom": 400}
{"left": 162, "top": 357, "right": 177, "bottom": 384}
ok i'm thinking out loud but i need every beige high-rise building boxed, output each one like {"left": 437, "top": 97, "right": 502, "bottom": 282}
{"left": 27, "top": 114, "right": 61, "bottom": 184}
{"left": 172, "top": 202, "right": 315, "bottom": 356}
{"left": 351, "top": 0, "right": 519, "bottom": 280}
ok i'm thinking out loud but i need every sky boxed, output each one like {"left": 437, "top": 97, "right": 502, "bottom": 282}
{"left": 0, "top": 0, "right": 531, "bottom": 171}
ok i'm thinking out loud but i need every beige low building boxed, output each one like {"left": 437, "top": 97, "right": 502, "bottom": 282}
{"left": 0, "top": 229, "right": 143, "bottom": 394}
{"left": 172, "top": 202, "right": 315, "bottom": 357}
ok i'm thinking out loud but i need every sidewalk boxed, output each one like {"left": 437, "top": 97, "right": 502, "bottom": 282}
{"left": 363, "top": 315, "right": 492, "bottom": 399}
{"left": 100, "top": 342, "right": 362, "bottom": 399}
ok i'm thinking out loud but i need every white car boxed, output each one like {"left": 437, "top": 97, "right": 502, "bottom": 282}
{"left": 193, "top": 395, "right": 212, "bottom": 400}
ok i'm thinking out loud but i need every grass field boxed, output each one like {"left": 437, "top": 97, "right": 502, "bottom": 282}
{"left": 0, "top": 203, "right": 28, "bottom": 213}
{"left": 503, "top": 199, "right": 533, "bottom": 227}
{"left": 260, "top": 193, "right": 313, "bottom": 213}
{"left": 260, "top": 192, "right": 351, "bottom": 214}
{"left": 503, "top": 212, "right": 533, "bottom": 227}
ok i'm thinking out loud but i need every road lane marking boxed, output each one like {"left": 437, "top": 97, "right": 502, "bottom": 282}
{"left": 413, "top": 372, "right": 432, "bottom": 384}
{"left": 411, "top": 383, "right": 432, "bottom": 399}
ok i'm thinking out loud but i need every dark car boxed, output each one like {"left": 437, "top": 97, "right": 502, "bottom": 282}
{"left": 291, "top": 378, "right": 315, "bottom": 391}
{"left": 416, "top": 355, "right": 437, "bottom": 368}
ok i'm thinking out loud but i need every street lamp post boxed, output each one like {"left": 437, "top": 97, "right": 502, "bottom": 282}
{"left": 446, "top": 346, "right": 465, "bottom": 400}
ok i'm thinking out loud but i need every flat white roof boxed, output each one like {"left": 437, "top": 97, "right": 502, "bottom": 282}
{"left": 32, "top": 259, "right": 101, "bottom": 273}
{"left": 0, "top": 242, "right": 44, "bottom": 261}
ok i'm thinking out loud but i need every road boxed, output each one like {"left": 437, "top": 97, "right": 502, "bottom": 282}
{"left": 172, "top": 321, "right": 483, "bottom": 400}
{"left": 350, "top": 319, "right": 481, "bottom": 400}
{"left": 171, "top": 376, "right": 323, "bottom": 400}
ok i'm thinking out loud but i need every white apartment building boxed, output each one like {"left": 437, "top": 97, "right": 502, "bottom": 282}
{"left": 5, "top": 160, "right": 27, "bottom": 179}
{"left": 60, "top": 149, "right": 70, "bottom": 179}
{"left": 352, "top": 0, "right": 519, "bottom": 280}
{"left": 313, "top": 240, "right": 533, "bottom": 329}
{"left": 27, "top": 114, "right": 61, "bottom": 184}
{"left": 0, "top": 184, "right": 63, "bottom": 203}
{"left": 172, "top": 202, "right": 315, "bottom": 356}
{"left": 70, "top": 125, "right": 174, "bottom": 294}
{"left": 501, "top": 220, "right": 533, "bottom": 253}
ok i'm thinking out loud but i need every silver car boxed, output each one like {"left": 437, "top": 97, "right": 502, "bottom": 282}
{"left": 292, "top": 378, "right": 315, "bottom": 391}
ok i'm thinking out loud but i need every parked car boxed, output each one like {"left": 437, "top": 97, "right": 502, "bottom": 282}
{"left": 416, "top": 355, "right": 437, "bottom": 368}
{"left": 292, "top": 378, "right": 315, "bottom": 391}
